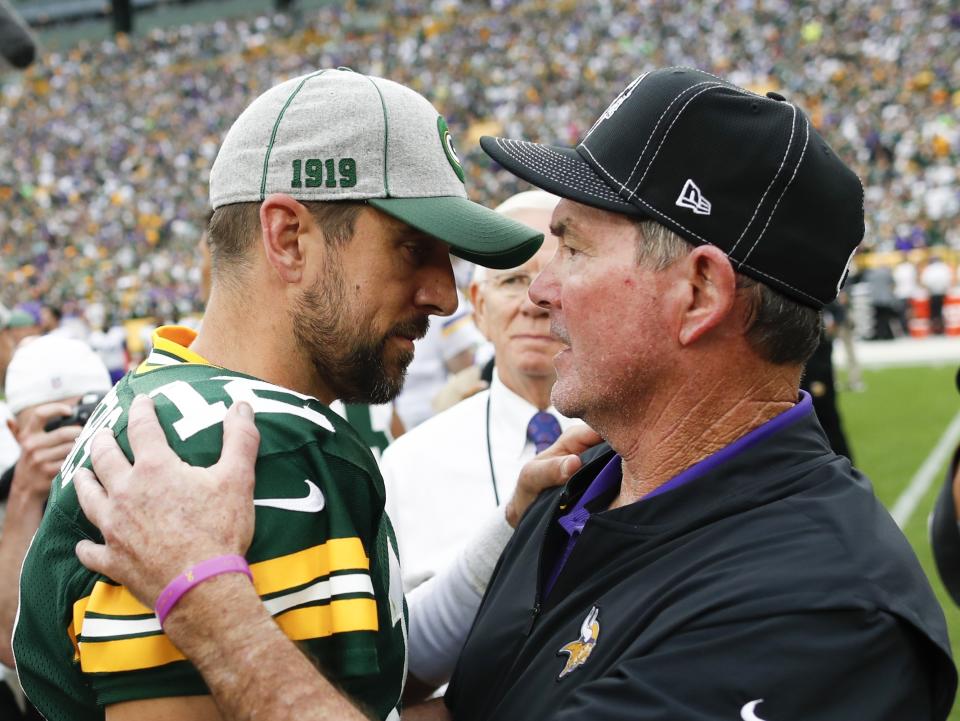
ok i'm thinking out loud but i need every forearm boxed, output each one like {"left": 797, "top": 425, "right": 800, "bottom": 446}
{"left": 0, "top": 487, "right": 47, "bottom": 667}
{"left": 408, "top": 509, "right": 513, "bottom": 686}
{"left": 161, "top": 573, "right": 370, "bottom": 721}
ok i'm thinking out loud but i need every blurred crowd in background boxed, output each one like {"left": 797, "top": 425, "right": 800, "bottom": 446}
{"left": 1, "top": 0, "right": 958, "bottom": 342}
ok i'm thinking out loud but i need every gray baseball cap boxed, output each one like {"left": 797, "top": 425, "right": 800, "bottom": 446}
{"left": 209, "top": 68, "right": 542, "bottom": 269}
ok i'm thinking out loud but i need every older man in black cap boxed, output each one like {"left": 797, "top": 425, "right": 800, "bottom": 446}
{"left": 65, "top": 68, "right": 956, "bottom": 721}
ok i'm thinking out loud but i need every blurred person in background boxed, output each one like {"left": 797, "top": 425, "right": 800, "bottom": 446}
{"left": 864, "top": 262, "right": 899, "bottom": 339}
{"left": 0, "top": 336, "right": 111, "bottom": 717}
{"left": 922, "top": 255, "right": 954, "bottom": 335}
{"left": 893, "top": 251, "right": 918, "bottom": 334}
{"left": 0, "top": 307, "right": 22, "bottom": 475}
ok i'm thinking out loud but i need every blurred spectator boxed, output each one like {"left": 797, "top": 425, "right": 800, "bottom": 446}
{"left": 0, "top": 336, "right": 111, "bottom": 716}
{"left": 922, "top": 256, "right": 955, "bottom": 335}
{"left": 893, "top": 252, "right": 919, "bottom": 333}
{"left": 0, "top": 307, "right": 21, "bottom": 475}
{"left": 864, "top": 264, "right": 899, "bottom": 339}
{"left": 2, "top": 1, "right": 960, "bottom": 329}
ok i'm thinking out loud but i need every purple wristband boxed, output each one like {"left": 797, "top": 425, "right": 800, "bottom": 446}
{"left": 155, "top": 554, "right": 253, "bottom": 626}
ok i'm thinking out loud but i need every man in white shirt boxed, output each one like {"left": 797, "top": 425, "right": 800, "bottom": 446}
{"left": 381, "top": 191, "right": 580, "bottom": 592}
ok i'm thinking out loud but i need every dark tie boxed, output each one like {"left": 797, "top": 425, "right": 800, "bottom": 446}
{"left": 527, "top": 411, "right": 562, "bottom": 454}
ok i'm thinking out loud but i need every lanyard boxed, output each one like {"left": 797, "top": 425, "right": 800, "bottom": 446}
{"left": 484, "top": 392, "right": 500, "bottom": 505}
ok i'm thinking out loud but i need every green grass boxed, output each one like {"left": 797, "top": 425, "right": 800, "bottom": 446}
{"left": 837, "top": 363, "right": 960, "bottom": 718}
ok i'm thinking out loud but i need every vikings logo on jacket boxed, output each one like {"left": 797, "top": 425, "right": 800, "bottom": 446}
{"left": 557, "top": 605, "right": 600, "bottom": 679}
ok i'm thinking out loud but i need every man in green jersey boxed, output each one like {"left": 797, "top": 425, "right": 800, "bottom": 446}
{"left": 12, "top": 68, "right": 542, "bottom": 721}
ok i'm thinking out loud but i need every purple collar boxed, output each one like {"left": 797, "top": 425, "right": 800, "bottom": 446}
{"left": 545, "top": 391, "right": 813, "bottom": 597}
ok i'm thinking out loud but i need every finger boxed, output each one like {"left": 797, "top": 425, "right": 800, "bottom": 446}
{"left": 23, "top": 402, "right": 75, "bottom": 434}
{"left": 520, "top": 455, "right": 578, "bottom": 494}
{"left": 560, "top": 454, "right": 583, "bottom": 479}
{"left": 215, "top": 402, "right": 260, "bottom": 493}
{"left": 74, "top": 467, "right": 109, "bottom": 530}
{"left": 126, "top": 395, "right": 176, "bottom": 466}
{"left": 44, "top": 424, "right": 83, "bottom": 446}
{"left": 543, "top": 425, "right": 603, "bottom": 458}
{"left": 89, "top": 429, "right": 132, "bottom": 493}
{"left": 33, "top": 440, "right": 81, "bottom": 467}
{"left": 75, "top": 540, "right": 112, "bottom": 577}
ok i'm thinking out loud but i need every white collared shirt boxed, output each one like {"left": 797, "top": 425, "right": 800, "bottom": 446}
{"left": 380, "top": 371, "right": 581, "bottom": 590}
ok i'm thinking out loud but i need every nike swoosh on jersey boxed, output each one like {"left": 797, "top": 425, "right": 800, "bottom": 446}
{"left": 741, "top": 699, "right": 768, "bottom": 721}
{"left": 254, "top": 480, "right": 326, "bottom": 513}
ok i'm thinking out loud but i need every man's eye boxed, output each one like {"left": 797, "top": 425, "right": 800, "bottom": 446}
{"left": 404, "top": 243, "right": 427, "bottom": 261}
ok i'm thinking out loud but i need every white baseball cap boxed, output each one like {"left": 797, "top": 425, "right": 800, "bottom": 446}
{"left": 209, "top": 68, "right": 543, "bottom": 269}
{"left": 5, "top": 336, "right": 112, "bottom": 416}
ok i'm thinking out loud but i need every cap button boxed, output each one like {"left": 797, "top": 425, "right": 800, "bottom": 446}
{"left": 766, "top": 91, "right": 787, "bottom": 102}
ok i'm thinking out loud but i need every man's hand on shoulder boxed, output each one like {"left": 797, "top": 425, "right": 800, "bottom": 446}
{"left": 505, "top": 425, "right": 602, "bottom": 527}
{"left": 74, "top": 395, "right": 260, "bottom": 609}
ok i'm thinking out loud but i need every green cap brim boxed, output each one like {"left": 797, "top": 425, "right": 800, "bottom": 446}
{"left": 369, "top": 196, "right": 543, "bottom": 269}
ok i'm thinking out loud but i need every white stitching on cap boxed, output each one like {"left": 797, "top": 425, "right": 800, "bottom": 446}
{"left": 728, "top": 102, "right": 797, "bottom": 259}
{"left": 495, "top": 138, "right": 629, "bottom": 205}
{"left": 734, "top": 258, "right": 821, "bottom": 304}
{"left": 739, "top": 115, "right": 810, "bottom": 267}
{"left": 619, "top": 81, "right": 720, "bottom": 193}
{"left": 629, "top": 83, "right": 725, "bottom": 198}
{"left": 580, "top": 142, "right": 820, "bottom": 304}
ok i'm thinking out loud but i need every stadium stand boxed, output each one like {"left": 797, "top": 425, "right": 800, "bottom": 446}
{"left": 0, "top": 0, "right": 958, "bottom": 331}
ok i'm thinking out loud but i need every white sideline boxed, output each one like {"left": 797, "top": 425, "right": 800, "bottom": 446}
{"left": 891, "top": 409, "right": 960, "bottom": 528}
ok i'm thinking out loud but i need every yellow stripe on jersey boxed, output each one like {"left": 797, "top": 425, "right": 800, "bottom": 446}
{"left": 76, "top": 599, "right": 378, "bottom": 674}
{"left": 274, "top": 598, "right": 378, "bottom": 640}
{"left": 82, "top": 582, "right": 152, "bottom": 617}
{"left": 251, "top": 538, "right": 369, "bottom": 596}
{"left": 79, "top": 633, "right": 186, "bottom": 674}
{"left": 70, "top": 539, "right": 374, "bottom": 673}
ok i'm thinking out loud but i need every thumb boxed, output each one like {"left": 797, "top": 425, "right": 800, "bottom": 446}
{"left": 75, "top": 540, "right": 111, "bottom": 578}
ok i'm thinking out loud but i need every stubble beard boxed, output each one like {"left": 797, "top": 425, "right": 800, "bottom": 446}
{"left": 291, "top": 272, "right": 427, "bottom": 405}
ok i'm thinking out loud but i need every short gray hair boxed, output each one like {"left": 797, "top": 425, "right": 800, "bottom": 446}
{"left": 633, "top": 220, "right": 822, "bottom": 365}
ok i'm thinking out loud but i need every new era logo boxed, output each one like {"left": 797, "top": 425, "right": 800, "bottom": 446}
{"left": 676, "top": 179, "right": 712, "bottom": 215}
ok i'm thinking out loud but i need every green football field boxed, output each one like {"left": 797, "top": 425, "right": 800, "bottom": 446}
{"left": 837, "top": 363, "right": 960, "bottom": 718}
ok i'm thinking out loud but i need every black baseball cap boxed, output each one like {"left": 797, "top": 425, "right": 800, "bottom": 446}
{"left": 480, "top": 67, "right": 865, "bottom": 309}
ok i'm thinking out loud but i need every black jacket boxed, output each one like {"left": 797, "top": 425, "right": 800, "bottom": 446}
{"left": 447, "top": 407, "right": 956, "bottom": 720}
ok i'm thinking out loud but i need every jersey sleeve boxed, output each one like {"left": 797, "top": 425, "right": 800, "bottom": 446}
{"left": 549, "top": 609, "right": 945, "bottom": 721}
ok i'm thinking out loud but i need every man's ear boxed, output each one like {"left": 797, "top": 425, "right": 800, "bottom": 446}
{"left": 469, "top": 280, "right": 492, "bottom": 342}
{"left": 676, "top": 245, "right": 737, "bottom": 347}
{"left": 6, "top": 418, "right": 19, "bottom": 444}
{"left": 259, "top": 194, "right": 315, "bottom": 284}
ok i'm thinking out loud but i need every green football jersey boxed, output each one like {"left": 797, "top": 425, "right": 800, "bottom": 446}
{"left": 13, "top": 327, "right": 407, "bottom": 721}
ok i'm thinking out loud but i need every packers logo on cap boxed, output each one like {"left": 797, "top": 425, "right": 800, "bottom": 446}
{"left": 437, "top": 116, "right": 465, "bottom": 183}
